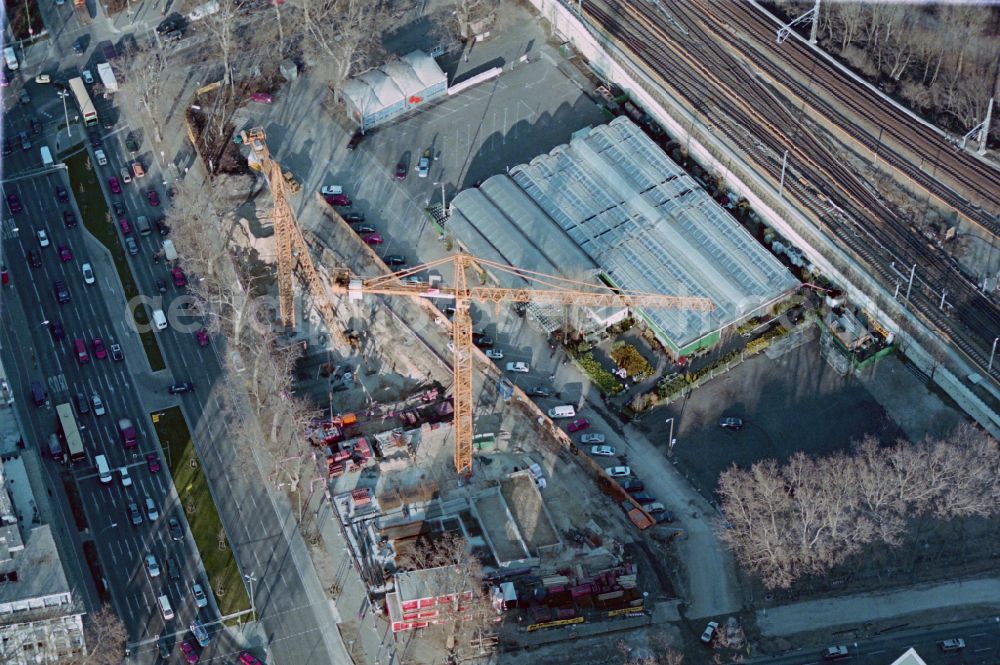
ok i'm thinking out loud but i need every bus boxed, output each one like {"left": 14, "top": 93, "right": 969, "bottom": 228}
{"left": 68, "top": 77, "right": 98, "bottom": 127}
{"left": 56, "top": 403, "right": 86, "bottom": 464}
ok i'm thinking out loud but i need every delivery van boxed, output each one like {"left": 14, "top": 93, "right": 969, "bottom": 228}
{"left": 158, "top": 594, "right": 174, "bottom": 620}
{"left": 152, "top": 309, "right": 167, "bottom": 330}
{"left": 3, "top": 47, "right": 18, "bottom": 71}
{"left": 40, "top": 146, "right": 53, "bottom": 166}
{"left": 48, "top": 434, "right": 64, "bottom": 462}
{"left": 547, "top": 405, "right": 576, "bottom": 419}
{"left": 95, "top": 454, "right": 112, "bottom": 483}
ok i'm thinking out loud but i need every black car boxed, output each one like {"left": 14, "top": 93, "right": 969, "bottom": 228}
{"left": 72, "top": 36, "right": 86, "bottom": 54}
{"left": 125, "top": 133, "right": 139, "bottom": 152}
{"left": 156, "top": 278, "right": 167, "bottom": 294}
{"left": 163, "top": 30, "right": 184, "bottom": 42}
{"left": 168, "top": 382, "right": 194, "bottom": 394}
{"left": 112, "top": 202, "right": 126, "bottom": 217}
{"left": 30, "top": 118, "right": 41, "bottom": 135}
{"left": 89, "top": 131, "right": 101, "bottom": 148}
{"left": 155, "top": 219, "right": 170, "bottom": 236}
{"left": 157, "top": 636, "right": 171, "bottom": 658}
{"left": 655, "top": 511, "right": 675, "bottom": 524}
{"left": 617, "top": 478, "right": 645, "bottom": 493}
{"left": 75, "top": 392, "right": 90, "bottom": 415}
{"left": 166, "top": 555, "right": 181, "bottom": 580}
{"left": 631, "top": 493, "right": 657, "bottom": 505}
{"left": 168, "top": 517, "right": 183, "bottom": 541}
{"left": 384, "top": 255, "right": 406, "bottom": 267}
{"left": 49, "top": 320, "right": 65, "bottom": 341}
{"left": 346, "top": 131, "right": 364, "bottom": 150}
{"left": 156, "top": 16, "right": 182, "bottom": 32}
{"left": 527, "top": 386, "right": 551, "bottom": 397}
{"left": 53, "top": 280, "right": 71, "bottom": 304}
{"left": 55, "top": 186, "right": 69, "bottom": 203}
{"left": 27, "top": 250, "right": 42, "bottom": 269}
{"left": 343, "top": 212, "right": 365, "bottom": 224}
{"left": 63, "top": 210, "right": 77, "bottom": 228}
{"left": 19, "top": 131, "right": 31, "bottom": 151}
{"left": 1, "top": 139, "right": 11, "bottom": 156}
{"left": 473, "top": 334, "right": 494, "bottom": 348}
{"left": 356, "top": 224, "right": 376, "bottom": 234}
{"left": 719, "top": 416, "right": 744, "bottom": 431}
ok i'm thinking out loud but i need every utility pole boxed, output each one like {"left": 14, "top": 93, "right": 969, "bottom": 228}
{"left": 57, "top": 90, "right": 72, "bottom": 138}
{"left": 808, "top": 0, "right": 821, "bottom": 44}
{"left": 244, "top": 573, "right": 257, "bottom": 623}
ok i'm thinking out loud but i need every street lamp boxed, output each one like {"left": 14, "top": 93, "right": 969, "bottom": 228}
{"left": 39, "top": 320, "right": 49, "bottom": 327}
{"left": 990, "top": 337, "right": 999, "bottom": 374}
{"left": 244, "top": 572, "right": 257, "bottom": 623}
{"left": 56, "top": 90, "right": 72, "bottom": 138}
{"left": 666, "top": 417, "right": 676, "bottom": 453}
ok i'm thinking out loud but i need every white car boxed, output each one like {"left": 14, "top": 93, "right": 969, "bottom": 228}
{"left": 37, "top": 229, "right": 50, "bottom": 247}
{"left": 700, "top": 621, "right": 719, "bottom": 643}
{"left": 145, "top": 554, "right": 160, "bottom": 578}
{"left": 505, "top": 361, "right": 529, "bottom": 373}
{"left": 580, "top": 433, "right": 606, "bottom": 444}
{"left": 120, "top": 167, "right": 132, "bottom": 184}
{"left": 590, "top": 445, "right": 615, "bottom": 456}
{"left": 484, "top": 349, "right": 504, "bottom": 360}
{"left": 417, "top": 153, "right": 430, "bottom": 178}
{"left": 81, "top": 262, "right": 95, "bottom": 285}
{"left": 192, "top": 582, "right": 207, "bottom": 608}
{"left": 606, "top": 465, "right": 631, "bottom": 477}
{"left": 120, "top": 467, "right": 132, "bottom": 487}
{"left": 320, "top": 185, "right": 343, "bottom": 196}
{"left": 91, "top": 393, "right": 105, "bottom": 416}
{"left": 34, "top": 73, "right": 51, "bottom": 84}
{"left": 82, "top": 70, "right": 94, "bottom": 84}
{"left": 94, "top": 149, "right": 107, "bottom": 166}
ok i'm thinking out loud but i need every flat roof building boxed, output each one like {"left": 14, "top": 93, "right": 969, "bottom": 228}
{"left": 340, "top": 51, "right": 448, "bottom": 130}
{"left": 447, "top": 117, "right": 798, "bottom": 356}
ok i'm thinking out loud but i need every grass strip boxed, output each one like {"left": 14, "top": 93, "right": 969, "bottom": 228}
{"left": 151, "top": 406, "right": 249, "bottom": 617}
{"left": 63, "top": 148, "right": 165, "bottom": 371}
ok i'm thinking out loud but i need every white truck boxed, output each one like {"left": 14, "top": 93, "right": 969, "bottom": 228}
{"left": 97, "top": 63, "right": 118, "bottom": 93}
{"left": 162, "top": 239, "right": 177, "bottom": 261}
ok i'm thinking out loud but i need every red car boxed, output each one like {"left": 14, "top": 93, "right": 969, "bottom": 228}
{"left": 195, "top": 328, "right": 210, "bottom": 347}
{"left": 6, "top": 193, "right": 21, "bottom": 214}
{"left": 118, "top": 217, "right": 131, "bottom": 235}
{"left": 108, "top": 177, "right": 121, "bottom": 194}
{"left": 58, "top": 244, "right": 73, "bottom": 262}
{"left": 362, "top": 233, "right": 383, "bottom": 245}
{"left": 251, "top": 92, "right": 272, "bottom": 104}
{"left": 146, "top": 453, "right": 161, "bottom": 473}
{"left": 239, "top": 652, "right": 263, "bottom": 665}
{"left": 180, "top": 640, "right": 199, "bottom": 664}
{"left": 566, "top": 418, "right": 590, "bottom": 433}
{"left": 325, "top": 194, "right": 350, "bottom": 207}
{"left": 394, "top": 162, "right": 407, "bottom": 180}
{"left": 92, "top": 337, "right": 107, "bottom": 359}
{"left": 171, "top": 266, "right": 187, "bottom": 287}
{"left": 147, "top": 189, "right": 160, "bottom": 206}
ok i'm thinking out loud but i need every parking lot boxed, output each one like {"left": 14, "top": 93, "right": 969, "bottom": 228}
{"left": 632, "top": 330, "right": 967, "bottom": 500}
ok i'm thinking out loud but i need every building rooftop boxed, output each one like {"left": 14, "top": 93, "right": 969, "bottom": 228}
{"left": 395, "top": 565, "right": 471, "bottom": 603}
{"left": 340, "top": 50, "right": 447, "bottom": 119}
{"left": 888, "top": 648, "right": 927, "bottom": 665}
{"left": 0, "top": 525, "right": 72, "bottom": 617}
{"left": 448, "top": 117, "right": 798, "bottom": 352}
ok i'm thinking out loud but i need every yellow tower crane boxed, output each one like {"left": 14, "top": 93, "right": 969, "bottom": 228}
{"left": 241, "top": 126, "right": 714, "bottom": 475}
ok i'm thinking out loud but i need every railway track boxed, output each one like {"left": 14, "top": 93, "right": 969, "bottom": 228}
{"left": 578, "top": 0, "right": 1000, "bottom": 381}
{"left": 697, "top": 0, "right": 1000, "bottom": 236}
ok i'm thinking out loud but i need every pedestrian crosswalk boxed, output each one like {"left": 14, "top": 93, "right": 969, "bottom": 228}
{"left": 1, "top": 218, "right": 19, "bottom": 240}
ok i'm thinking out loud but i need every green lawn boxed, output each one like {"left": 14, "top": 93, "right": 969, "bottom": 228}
{"left": 152, "top": 407, "right": 249, "bottom": 617}
{"left": 63, "top": 148, "right": 165, "bottom": 371}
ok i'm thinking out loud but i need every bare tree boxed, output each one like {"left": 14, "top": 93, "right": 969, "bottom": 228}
{"left": 203, "top": 0, "right": 240, "bottom": 89}
{"left": 68, "top": 606, "right": 127, "bottom": 665}
{"left": 452, "top": 0, "right": 500, "bottom": 40}
{"left": 116, "top": 44, "right": 172, "bottom": 144}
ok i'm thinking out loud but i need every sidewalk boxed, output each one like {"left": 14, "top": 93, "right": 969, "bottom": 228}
{"left": 756, "top": 577, "right": 1000, "bottom": 636}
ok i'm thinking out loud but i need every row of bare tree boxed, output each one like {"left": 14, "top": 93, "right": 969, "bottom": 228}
{"left": 717, "top": 425, "right": 1000, "bottom": 589}
{"left": 772, "top": 1, "right": 999, "bottom": 134}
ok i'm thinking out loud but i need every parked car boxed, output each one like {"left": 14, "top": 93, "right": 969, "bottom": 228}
{"left": 505, "top": 361, "right": 529, "bottom": 373}
{"left": 19, "top": 89, "right": 30, "bottom": 105}
{"left": 250, "top": 92, "right": 272, "bottom": 103}
{"left": 580, "top": 433, "right": 605, "bottom": 444}
{"left": 361, "top": 233, "right": 383, "bottom": 245}
{"left": 618, "top": 478, "right": 645, "bottom": 492}
{"left": 417, "top": 151, "right": 430, "bottom": 177}
{"left": 394, "top": 161, "right": 407, "bottom": 180}
{"left": 939, "top": 639, "right": 965, "bottom": 652}
{"left": 590, "top": 445, "right": 615, "bottom": 456}
{"left": 700, "top": 621, "right": 719, "bottom": 644}
{"left": 567, "top": 418, "right": 590, "bottom": 433}
{"left": 168, "top": 382, "right": 194, "bottom": 394}
{"left": 527, "top": 386, "right": 551, "bottom": 397}
{"left": 655, "top": 510, "right": 675, "bottom": 524}
{"left": 343, "top": 212, "right": 365, "bottom": 224}
{"left": 356, "top": 224, "right": 376, "bottom": 234}
{"left": 606, "top": 465, "right": 631, "bottom": 477}
{"left": 30, "top": 117, "right": 41, "bottom": 135}
{"left": 146, "top": 189, "right": 160, "bottom": 206}
{"left": 132, "top": 160, "right": 145, "bottom": 178}
{"left": 346, "top": 131, "right": 364, "bottom": 150}
{"left": 821, "top": 646, "right": 850, "bottom": 661}
{"left": 73, "top": 36, "right": 86, "bottom": 53}
{"left": 125, "top": 133, "right": 139, "bottom": 152}
{"left": 631, "top": 493, "right": 657, "bottom": 505}
{"left": 171, "top": 267, "right": 187, "bottom": 287}
{"left": 108, "top": 176, "right": 121, "bottom": 194}
{"left": 719, "top": 416, "right": 743, "bottom": 430}
{"left": 196, "top": 329, "right": 210, "bottom": 347}
{"left": 326, "top": 193, "right": 350, "bottom": 206}
{"left": 484, "top": 349, "right": 504, "bottom": 360}
{"left": 155, "top": 219, "right": 170, "bottom": 236}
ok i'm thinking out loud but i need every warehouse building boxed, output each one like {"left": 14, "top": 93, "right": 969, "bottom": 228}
{"left": 339, "top": 50, "right": 448, "bottom": 130}
{"left": 446, "top": 117, "right": 799, "bottom": 357}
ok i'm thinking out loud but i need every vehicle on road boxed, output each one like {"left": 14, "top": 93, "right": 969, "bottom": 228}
{"left": 484, "top": 349, "right": 504, "bottom": 360}
{"left": 939, "top": 639, "right": 965, "bottom": 652}
{"left": 126, "top": 133, "right": 139, "bottom": 152}
{"left": 63, "top": 210, "right": 77, "bottom": 227}
{"left": 92, "top": 337, "right": 107, "bottom": 359}
{"left": 566, "top": 418, "right": 590, "bottom": 433}
{"left": 192, "top": 582, "right": 207, "bottom": 608}
{"left": 821, "top": 646, "right": 850, "bottom": 661}
{"left": 108, "top": 177, "right": 121, "bottom": 194}
{"left": 94, "top": 148, "right": 107, "bottom": 165}
{"left": 120, "top": 467, "right": 132, "bottom": 487}
{"left": 179, "top": 640, "right": 199, "bottom": 664}
{"left": 54, "top": 280, "right": 71, "bottom": 303}
{"left": 157, "top": 636, "right": 171, "bottom": 658}
{"left": 719, "top": 416, "right": 743, "bottom": 430}
{"left": 168, "top": 382, "right": 194, "bottom": 394}
{"left": 527, "top": 386, "right": 551, "bottom": 397}
{"left": 128, "top": 501, "right": 143, "bottom": 526}
{"left": 82, "top": 263, "right": 95, "bottom": 284}
{"left": 417, "top": 151, "right": 430, "bottom": 177}
{"left": 91, "top": 393, "right": 105, "bottom": 416}
{"left": 118, "top": 418, "right": 137, "bottom": 448}
{"left": 166, "top": 555, "right": 181, "bottom": 580}
{"left": 590, "top": 445, "right": 615, "bottom": 456}
{"left": 49, "top": 320, "right": 65, "bottom": 340}
{"left": 606, "top": 466, "right": 631, "bottom": 477}
{"left": 156, "top": 278, "right": 167, "bottom": 293}
{"left": 505, "top": 361, "right": 529, "bottom": 373}
{"left": 28, "top": 249, "right": 42, "bottom": 268}
{"left": 18, "top": 131, "right": 30, "bottom": 151}
{"left": 58, "top": 244, "right": 73, "bottom": 262}
{"left": 7, "top": 194, "right": 22, "bottom": 214}
{"left": 37, "top": 230, "right": 50, "bottom": 247}
{"left": 190, "top": 619, "right": 210, "bottom": 647}
{"left": 75, "top": 392, "right": 90, "bottom": 415}
{"left": 196, "top": 329, "right": 210, "bottom": 347}
{"left": 72, "top": 37, "right": 86, "bottom": 54}
{"left": 700, "top": 621, "right": 719, "bottom": 644}
{"left": 147, "top": 189, "right": 160, "bottom": 206}
{"left": 580, "top": 433, "right": 605, "bottom": 444}
{"left": 124, "top": 237, "right": 139, "bottom": 255}
{"left": 171, "top": 266, "right": 187, "bottom": 286}
{"left": 55, "top": 186, "right": 69, "bottom": 203}
{"left": 168, "top": 517, "right": 183, "bottom": 541}
{"left": 239, "top": 652, "right": 263, "bottom": 665}
{"left": 110, "top": 343, "right": 124, "bottom": 361}
{"left": 147, "top": 453, "right": 161, "bottom": 473}
{"left": 145, "top": 496, "right": 159, "bottom": 521}
{"left": 120, "top": 167, "right": 132, "bottom": 184}
{"left": 145, "top": 554, "right": 160, "bottom": 578}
